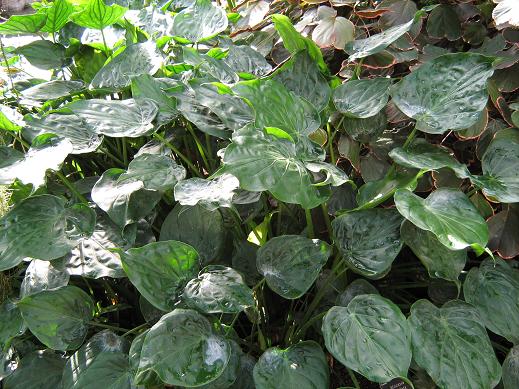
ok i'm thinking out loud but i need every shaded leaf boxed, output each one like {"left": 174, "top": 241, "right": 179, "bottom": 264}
{"left": 333, "top": 78, "right": 391, "bottom": 119}
{"left": 20, "top": 259, "right": 70, "bottom": 298}
{"left": 487, "top": 205, "right": 519, "bottom": 258}
{"left": 3, "top": 351, "right": 65, "bottom": 389}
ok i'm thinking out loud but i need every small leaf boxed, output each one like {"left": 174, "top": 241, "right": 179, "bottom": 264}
{"left": 253, "top": 341, "right": 329, "bottom": 389}
{"left": 121, "top": 240, "right": 199, "bottom": 311}
{"left": 426, "top": 5, "right": 461, "bottom": 41}
{"left": 138, "top": 309, "right": 230, "bottom": 386}
{"left": 408, "top": 299, "right": 501, "bottom": 389}
{"left": 332, "top": 208, "right": 403, "bottom": 278}
{"left": 70, "top": 0, "right": 127, "bottom": 30}
{"left": 172, "top": 0, "right": 227, "bottom": 42}
{"left": 18, "top": 286, "right": 95, "bottom": 350}
{"left": 333, "top": 78, "right": 391, "bottom": 118}
{"left": 183, "top": 266, "right": 254, "bottom": 313}
{"left": 256, "top": 235, "right": 331, "bottom": 299}
{"left": 322, "top": 295, "right": 412, "bottom": 383}
{"left": 394, "top": 188, "right": 489, "bottom": 250}
{"left": 20, "top": 259, "right": 70, "bottom": 298}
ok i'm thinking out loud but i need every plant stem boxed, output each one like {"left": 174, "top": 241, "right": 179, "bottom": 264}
{"left": 56, "top": 171, "right": 89, "bottom": 204}
{"left": 402, "top": 126, "right": 418, "bottom": 149}
{"left": 88, "top": 321, "right": 130, "bottom": 332}
{"left": 0, "top": 37, "right": 16, "bottom": 95}
{"left": 186, "top": 123, "right": 211, "bottom": 173}
{"left": 321, "top": 203, "right": 332, "bottom": 237}
{"left": 122, "top": 322, "right": 149, "bottom": 337}
{"left": 326, "top": 123, "right": 336, "bottom": 164}
{"left": 153, "top": 133, "right": 202, "bottom": 177}
{"left": 305, "top": 208, "right": 315, "bottom": 238}
{"left": 347, "top": 368, "right": 361, "bottom": 389}
{"left": 121, "top": 138, "right": 128, "bottom": 166}
{"left": 100, "top": 28, "right": 111, "bottom": 59}
{"left": 291, "top": 311, "right": 327, "bottom": 343}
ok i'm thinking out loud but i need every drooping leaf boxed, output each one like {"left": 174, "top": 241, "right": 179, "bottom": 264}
{"left": 183, "top": 265, "right": 254, "bottom": 313}
{"left": 91, "top": 42, "right": 163, "bottom": 90}
{"left": 333, "top": 78, "right": 391, "bottom": 118}
{"left": 120, "top": 240, "right": 199, "bottom": 311}
{"left": 322, "top": 295, "right": 412, "bottom": 383}
{"left": 253, "top": 341, "right": 329, "bottom": 389}
{"left": 138, "top": 309, "right": 230, "bottom": 386}
{"left": 408, "top": 299, "right": 502, "bottom": 389}
{"left": 400, "top": 220, "right": 466, "bottom": 282}
{"left": 18, "top": 286, "right": 95, "bottom": 350}
{"left": 464, "top": 257, "right": 519, "bottom": 343}
{"left": 172, "top": 0, "right": 227, "bottom": 42}
{"left": 256, "top": 235, "right": 331, "bottom": 299}
{"left": 3, "top": 351, "right": 65, "bottom": 389}
{"left": 391, "top": 53, "right": 495, "bottom": 134}
{"left": 70, "top": 0, "right": 128, "bottom": 30}
{"left": 394, "top": 188, "right": 489, "bottom": 250}
{"left": 503, "top": 346, "right": 519, "bottom": 389}
{"left": 160, "top": 204, "right": 226, "bottom": 265}
{"left": 62, "top": 330, "right": 132, "bottom": 389}
{"left": 20, "top": 259, "right": 70, "bottom": 298}
{"left": 23, "top": 113, "right": 102, "bottom": 154}
{"left": 0, "top": 195, "right": 96, "bottom": 270}
{"left": 174, "top": 174, "right": 240, "bottom": 211}
{"left": 487, "top": 205, "right": 519, "bottom": 259}
{"left": 332, "top": 208, "right": 403, "bottom": 278}
{"left": 0, "top": 300, "right": 25, "bottom": 349}
{"left": 0, "top": 14, "right": 47, "bottom": 35}
{"left": 21, "top": 80, "right": 84, "bottom": 100}
{"left": 16, "top": 40, "right": 68, "bottom": 70}
{"left": 67, "top": 98, "right": 158, "bottom": 137}
{"left": 0, "top": 135, "right": 73, "bottom": 188}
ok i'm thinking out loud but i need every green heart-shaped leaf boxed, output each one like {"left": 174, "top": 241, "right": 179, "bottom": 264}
{"left": 333, "top": 78, "right": 391, "bottom": 118}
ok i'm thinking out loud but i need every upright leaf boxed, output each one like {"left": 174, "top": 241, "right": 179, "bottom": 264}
{"left": 0, "top": 14, "right": 47, "bottom": 35}
{"left": 40, "top": 0, "right": 75, "bottom": 33}
{"left": 172, "top": 0, "right": 227, "bottom": 42}
{"left": 70, "top": 0, "right": 127, "bottom": 30}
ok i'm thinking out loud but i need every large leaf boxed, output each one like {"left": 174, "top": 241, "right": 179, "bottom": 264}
{"left": 18, "top": 286, "right": 95, "bottom": 350}
{"left": 344, "top": 12, "right": 422, "bottom": 60}
{"left": 20, "top": 259, "right": 70, "bottom": 298}
{"left": 223, "top": 45, "right": 272, "bottom": 78}
{"left": 160, "top": 204, "right": 226, "bottom": 265}
{"left": 23, "top": 113, "right": 102, "bottom": 154}
{"left": 138, "top": 309, "right": 230, "bottom": 386}
{"left": 70, "top": 0, "right": 127, "bottom": 30}
{"left": 322, "top": 294, "right": 412, "bottom": 383}
{"left": 463, "top": 258, "right": 519, "bottom": 343}
{"left": 0, "top": 135, "right": 73, "bottom": 188}
{"left": 21, "top": 80, "right": 84, "bottom": 100}
{"left": 408, "top": 299, "right": 502, "bottom": 389}
{"left": 62, "top": 330, "right": 132, "bottom": 389}
{"left": 394, "top": 188, "right": 489, "bottom": 250}
{"left": 3, "top": 351, "right": 65, "bottom": 389}
{"left": 174, "top": 174, "right": 240, "bottom": 211}
{"left": 120, "top": 240, "right": 199, "bottom": 311}
{"left": 253, "top": 341, "right": 329, "bottom": 389}
{"left": 131, "top": 75, "right": 178, "bottom": 125}
{"left": 0, "top": 14, "right": 47, "bottom": 35}
{"left": 40, "top": 0, "right": 75, "bottom": 33}
{"left": 183, "top": 266, "right": 254, "bottom": 313}
{"left": 391, "top": 53, "right": 495, "bottom": 134}
{"left": 67, "top": 98, "right": 158, "bottom": 137}
{"left": 256, "top": 235, "right": 331, "bottom": 299}
{"left": 172, "top": 0, "right": 227, "bottom": 42}
{"left": 332, "top": 208, "right": 403, "bottom": 278}
{"left": 333, "top": 78, "right": 391, "bottom": 119}
{"left": 16, "top": 40, "right": 68, "bottom": 70}
{"left": 479, "top": 128, "right": 519, "bottom": 203}
{"left": 0, "top": 300, "right": 25, "bottom": 349}
{"left": 91, "top": 42, "right": 163, "bottom": 90}
{"left": 400, "top": 220, "right": 466, "bottom": 282}
{"left": 0, "top": 195, "right": 96, "bottom": 270}
{"left": 503, "top": 346, "right": 519, "bottom": 389}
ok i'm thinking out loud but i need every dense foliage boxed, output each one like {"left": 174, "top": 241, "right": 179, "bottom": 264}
{"left": 1, "top": 0, "right": 519, "bottom": 388}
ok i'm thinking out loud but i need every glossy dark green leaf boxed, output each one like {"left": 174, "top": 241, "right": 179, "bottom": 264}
{"left": 0, "top": 14, "right": 47, "bottom": 35}
{"left": 0, "top": 195, "right": 96, "bottom": 270}
{"left": 229, "top": 353, "right": 256, "bottom": 389}
{"left": 20, "top": 259, "right": 70, "bottom": 298}
{"left": 426, "top": 5, "right": 461, "bottom": 41}
{"left": 332, "top": 208, "right": 403, "bottom": 278}
{"left": 256, "top": 235, "right": 331, "bottom": 299}
{"left": 345, "top": 12, "right": 422, "bottom": 60}
{"left": 400, "top": 220, "right": 466, "bottom": 282}
{"left": 322, "top": 295, "right": 411, "bottom": 383}
{"left": 333, "top": 78, "right": 391, "bottom": 119}
{"left": 129, "top": 330, "right": 160, "bottom": 386}
{"left": 391, "top": 53, "right": 494, "bottom": 134}
{"left": 174, "top": 174, "right": 240, "bottom": 211}
{"left": 18, "top": 286, "right": 94, "bottom": 350}
{"left": 0, "top": 135, "right": 72, "bottom": 188}
{"left": 389, "top": 139, "right": 469, "bottom": 178}
{"left": 138, "top": 309, "right": 230, "bottom": 386}
{"left": 464, "top": 257, "right": 519, "bottom": 343}
{"left": 16, "top": 40, "right": 68, "bottom": 70}
{"left": 67, "top": 98, "right": 158, "bottom": 137}
{"left": 160, "top": 204, "right": 226, "bottom": 265}
{"left": 197, "top": 339, "right": 241, "bottom": 389}
{"left": 394, "top": 188, "right": 489, "bottom": 250}
{"left": 223, "top": 44, "right": 272, "bottom": 78}
{"left": 3, "top": 350, "right": 65, "bottom": 389}
{"left": 62, "top": 330, "right": 131, "bottom": 389}
{"left": 0, "top": 300, "right": 25, "bottom": 349}
{"left": 274, "top": 51, "right": 331, "bottom": 112}
{"left": 503, "top": 346, "right": 519, "bottom": 389}
{"left": 121, "top": 240, "right": 199, "bottom": 311}
{"left": 172, "top": 0, "right": 227, "bottom": 42}
{"left": 70, "top": 0, "right": 127, "bottom": 30}
{"left": 183, "top": 266, "right": 253, "bottom": 313}
{"left": 335, "top": 279, "right": 379, "bottom": 307}
{"left": 131, "top": 75, "right": 178, "bottom": 124}
{"left": 340, "top": 110, "right": 387, "bottom": 143}
{"left": 40, "top": 0, "right": 74, "bottom": 33}
{"left": 478, "top": 128, "right": 519, "bottom": 203}
{"left": 23, "top": 113, "right": 101, "bottom": 154}
{"left": 21, "top": 80, "right": 84, "bottom": 100}
{"left": 253, "top": 341, "right": 329, "bottom": 389}
{"left": 487, "top": 205, "right": 519, "bottom": 259}
{"left": 91, "top": 42, "right": 163, "bottom": 90}
{"left": 408, "top": 299, "right": 501, "bottom": 389}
